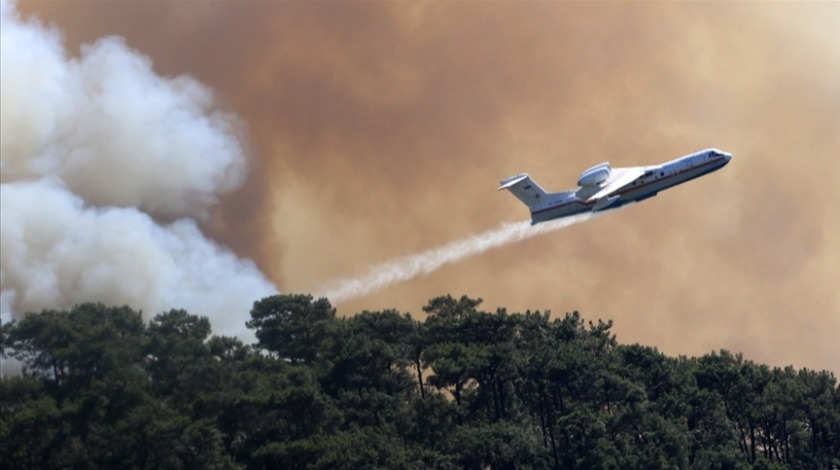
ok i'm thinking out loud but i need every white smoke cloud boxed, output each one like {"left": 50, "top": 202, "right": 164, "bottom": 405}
{"left": 1, "top": 3, "right": 245, "bottom": 219}
{"left": 0, "top": 0, "right": 276, "bottom": 339}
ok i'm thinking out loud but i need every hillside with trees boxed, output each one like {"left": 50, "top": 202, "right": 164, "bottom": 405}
{"left": 1, "top": 294, "right": 838, "bottom": 469}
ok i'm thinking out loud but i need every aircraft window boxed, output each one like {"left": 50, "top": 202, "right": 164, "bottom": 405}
{"left": 660, "top": 172, "right": 664, "bottom": 176}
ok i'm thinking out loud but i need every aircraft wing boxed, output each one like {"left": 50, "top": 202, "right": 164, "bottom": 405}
{"left": 586, "top": 167, "right": 646, "bottom": 202}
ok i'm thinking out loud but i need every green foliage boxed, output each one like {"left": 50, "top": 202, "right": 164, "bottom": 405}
{"left": 246, "top": 294, "right": 335, "bottom": 364}
{"left": 2, "top": 295, "right": 838, "bottom": 469}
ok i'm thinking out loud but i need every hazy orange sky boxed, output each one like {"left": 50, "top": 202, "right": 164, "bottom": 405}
{"left": 16, "top": 1, "right": 840, "bottom": 374}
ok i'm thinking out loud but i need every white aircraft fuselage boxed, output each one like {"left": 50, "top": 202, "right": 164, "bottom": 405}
{"left": 499, "top": 149, "right": 732, "bottom": 225}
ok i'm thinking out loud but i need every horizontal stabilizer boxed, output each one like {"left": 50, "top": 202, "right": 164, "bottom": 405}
{"left": 498, "top": 173, "right": 530, "bottom": 190}
{"left": 498, "top": 173, "right": 548, "bottom": 209}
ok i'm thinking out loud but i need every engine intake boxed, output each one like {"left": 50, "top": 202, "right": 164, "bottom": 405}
{"left": 577, "top": 162, "right": 612, "bottom": 187}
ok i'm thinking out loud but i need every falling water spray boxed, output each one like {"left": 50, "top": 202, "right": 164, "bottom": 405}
{"left": 316, "top": 211, "right": 603, "bottom": 304}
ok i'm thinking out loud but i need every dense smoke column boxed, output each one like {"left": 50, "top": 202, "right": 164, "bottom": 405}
{"left": 0, "top": 0, "right": 276, "bottom": 339}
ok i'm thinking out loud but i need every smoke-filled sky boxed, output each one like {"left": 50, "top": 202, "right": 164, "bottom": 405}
{"left": 6, "top": 1, "right": 839, "bottom": 374}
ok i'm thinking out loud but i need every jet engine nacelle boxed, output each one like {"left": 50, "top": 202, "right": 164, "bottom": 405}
{"left": 577, "top": 162, "right": 612, "bottom": 187}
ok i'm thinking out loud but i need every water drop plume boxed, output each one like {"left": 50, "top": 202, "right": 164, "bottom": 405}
{"left": 316, "top": 211, "right": 602, "bottom": 304}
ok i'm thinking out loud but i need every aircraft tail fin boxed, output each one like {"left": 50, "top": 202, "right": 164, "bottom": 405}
{"left": 498, "top": 173, "right": 548, "bottom": 209}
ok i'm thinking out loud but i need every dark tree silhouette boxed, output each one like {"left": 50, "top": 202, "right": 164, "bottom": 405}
{"left": 2, "top": 296, "right": 837, "bottom": 469}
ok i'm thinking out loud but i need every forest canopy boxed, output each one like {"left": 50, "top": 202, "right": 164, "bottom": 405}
{"left": 1, "top": 294, "right": 838, "bottom": 469}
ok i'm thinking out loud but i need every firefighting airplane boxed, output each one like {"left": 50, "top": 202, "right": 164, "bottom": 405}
{"left": 499, "top": 148, "right": 732, "bottom": 225}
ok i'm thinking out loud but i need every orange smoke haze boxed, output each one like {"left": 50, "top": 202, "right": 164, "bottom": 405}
{"left": 16, "top": 1, "right": 840, "bottom": 374}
